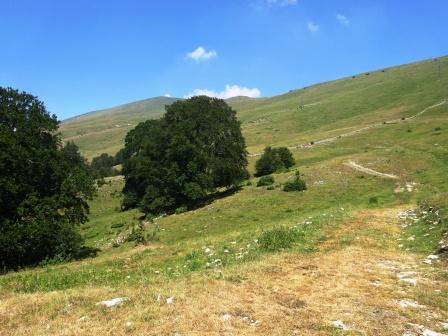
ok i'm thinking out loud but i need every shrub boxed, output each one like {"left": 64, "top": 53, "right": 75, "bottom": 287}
{"left": 266, "top": 185, "right": 275, "bottom": 190}
{"left": 368, "top": 196, "right": 379, "bottom": 205}
{"left": 175, "top": 206, "right": 187, "bottom": 214}
{"left": 257, "top": 175, "right": 275, "bottom": 187}
{"left": 283, "top": 177, "right": 307, "bottom": 192}
{"left": 254, "top": 146, "right": 295, "bottom": 177}
{"left": 258, "top": 227, "right": 299, "bottom": 251}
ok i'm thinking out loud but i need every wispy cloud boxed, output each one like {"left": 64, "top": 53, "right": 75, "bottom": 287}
{"left": 265, "top": 0, "right": 297, "bottom": 6}
{"left": 336, "top": 14, "right": 350, "bottom": 26}
{"left": 186, "top": 46, "right": 217, "bottom": 62}
{"left": 185, "top": 84, "right": 261, "bottom": 99}
{"left": 307, "top": 21, "right": 319, "bottom": 32}
{"left": 164, "top": 93, "right": 172, "bottom": 97}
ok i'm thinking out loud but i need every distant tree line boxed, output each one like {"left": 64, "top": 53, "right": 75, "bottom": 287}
{"left": 0, "top": 87, "right": 95, "bottom": 270}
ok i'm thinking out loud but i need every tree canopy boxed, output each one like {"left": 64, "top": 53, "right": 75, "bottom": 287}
{"left": 122, "top": 96, "right": 248, "bottom": 215}
{"left": 255, "top": 146, "right": 295, "bottom": 177}
{"left": 0, "top": 87, "right": 95, "bottom": 270}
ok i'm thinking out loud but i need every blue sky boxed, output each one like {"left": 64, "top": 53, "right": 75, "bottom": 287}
{"left": 1, "top": 0, "right": 447, "bottom": 120}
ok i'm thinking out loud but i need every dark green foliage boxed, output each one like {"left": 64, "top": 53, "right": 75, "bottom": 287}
{"left": 257, "top": 175, "right": 275, "bottom": 187}
{"left": 90, "top": 153, "right": 118, "bottom": 178}
{"left": 258, "top": 226, "right": 300, "bottom": 251}
{"left": 0, "top": 87, "right": 95, "bottom": 270}
{"left": 122, "top": 96, "right": 248, "bottom": 215}
{"left": 114, "top": 148, "right": 126, "bottom": 165}
{"left": 255, "top": 146, "right": 295, "bottom": 177}
{"left": 283, "top": 177, "right": 307, "bottom": 192}
{"left": 368, "top": 196, "right": 379, "bottom": 205}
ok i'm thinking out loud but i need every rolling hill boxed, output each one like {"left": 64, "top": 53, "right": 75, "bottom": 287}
{"left": 61, "top": 56, "right": 448, "bottom": 161}
{"left": 2, "top": 56, "right": 448, "bottom": 335}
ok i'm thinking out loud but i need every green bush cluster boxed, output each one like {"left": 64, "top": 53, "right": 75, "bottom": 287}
{"left": 283, "top": 177, "right": 307, "bottom": 192}
{"left": 257, "top": 175, "right": 275, "bottom": 187}
{"left": 255, "top": 146, "right": 295, "bottom": 177}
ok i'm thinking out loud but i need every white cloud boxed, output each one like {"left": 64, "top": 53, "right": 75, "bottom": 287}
{"left": 164, "top": 93, "right": 172, "bottom": 97}
{"left": 265, "top": 0, "right": 297, "bottom": 6}
{"left": 185, "top": 84, "right": 261, "bottom": 99}
{"left": 336, "top": 14, "right": 350, "bottom": 26}
{"left": 186, "top": 46, "right": 217, "bottom": 62}
{"left": 307, "top": 21, "right": 319, "bottom": 32}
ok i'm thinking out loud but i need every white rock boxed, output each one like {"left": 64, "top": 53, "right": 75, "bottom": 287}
{"left": 397, "top": 271, "right": 417, "bottom": 279}
{"left": 423, "top": 259, "right": 433, "bottom": 265}
{"left": 397, "top": 299, "right": 424, "bottom": 308}
{"left": 125, "top": 321, "right": 133, "bottom": 328}
{"left": 166, "top": 296, "right": 175, "bottom": 305}
{"left": 221, "top": 313, "right": 231, "bottom": 321}
{"left": 427, "top": 254, "right": 439, "bottom": 260}
{"left": 331, "top": 320, "right": 348, "bottom": 330}
{"left": 400, "top": 278, "right": 417, "bottom": 286}
{"left": 422, "top": 329, "right": 448, "bottom": 336}
{"left": 78, "top": 316, "right": 88, "bottom": 322}
{"left": 96, "top": 297, "right": 129, "bottom": 308}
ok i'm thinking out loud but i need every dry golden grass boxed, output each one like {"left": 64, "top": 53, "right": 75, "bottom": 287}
{"left": 1, "top": 208, "right": 447, "bottom": 336}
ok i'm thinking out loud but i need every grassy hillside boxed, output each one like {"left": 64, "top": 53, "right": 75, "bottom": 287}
{"left": 60, "top": 56, "right": 448, "bottom": 160}
{"left": 60, "top": 96, "right": 178, "bottom": 159}
{"left": 2, "top": 56, "right": 447, "bottom": 335}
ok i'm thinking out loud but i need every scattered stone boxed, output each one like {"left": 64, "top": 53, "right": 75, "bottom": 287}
{"left": 440, "top": 322, "right": 448, "bottom": 330}
{"left": 166, "top": 296, "right": 175, "bottom": 305}
{"left": 369, "top": 280, "right": 382, "bottom": 287}
{"left": 397, "top": 299, "right": 424, "bottom": 308}
{"left": 331, "top": 320, "right": 348, "bottom": 330}
{"left": 125, "top": 321, "right": 133, "bottom": 328}
{"left": 78, "top": 316, "right": 88, "bottom": 322}
{"left": 221, "top": 313, "right": 231, "bottom": 321}
{"left": 96, "top": 297, "right": 129, "bottom": 308}
{"left": 427, "top": 255, "right": 439, "bottom": 260}
{"left": 422, "top": 329, "right": 448, "bottom": 336}
{"left": 397, "top": 271, "right": 417, "bottom": 279}
{"left": 400, "top": 278, "right": 417, "bottom": 286}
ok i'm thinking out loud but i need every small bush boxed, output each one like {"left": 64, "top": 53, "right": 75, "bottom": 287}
{"left": 127, "top": 226, "right": 146, "bottom": 244}
{"left": 246, "top": 180, "right": 252, "bottom": 186}
{"left": 283, "top": 177, "right": 307, "bottom": 192}
{"left": 434, "top": 127, "right": 442, "bottom": 132}
{"left": 368, "top": 196, "right": 379, "bottom": 205}
{"left": 175, "top": 206, "right": 187, "bottom": 214}
{"left": 257, "top": 175, "right": 275, "bottom": 187}
{"left": 184, "top": 251, "right": 205, "bottom": 271}
{"left": 266, "top": 185, "right": 275, "bottom": 190}
{"left": 258, "top": 227, "right": 299, "bottom": 252}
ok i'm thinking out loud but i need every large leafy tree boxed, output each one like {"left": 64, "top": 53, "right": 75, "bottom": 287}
{"left": 122, "top": 96, "right": 248, "bottom": 214}
{"left": 0, "top": 87, "right": 95, "bottom": 270}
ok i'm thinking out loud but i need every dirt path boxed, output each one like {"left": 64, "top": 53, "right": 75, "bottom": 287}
{"left": 138, "top": 208, "right": 447, "bottom": 335}
{"left": 343, "top": 160, "right": 399, "bottom": 179}
{"left": 1, "top": 208, "right": 446, "bottom": 335}
{"left": 248, "top": 99, "right": 447, "bottom": 157}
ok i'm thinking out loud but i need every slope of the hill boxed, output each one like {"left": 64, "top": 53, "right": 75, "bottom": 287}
{"left": 1, "top": 56, "right": 447, "bottom": 335}
{"left": 60, "top": 56, "right": 448, "bottom": 160}
{"left": 60, "top": 96, "right": 178, "bottom": 159}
